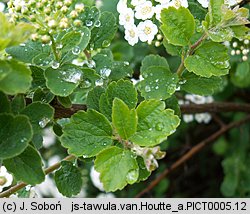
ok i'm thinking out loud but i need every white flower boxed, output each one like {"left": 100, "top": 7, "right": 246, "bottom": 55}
{"left": 124, "top": 24, "right": 139, "bottom": 46}
{"left": 135, "top": 1, "right": 155, "bottom": 20}
{"left": 195, "top": 113, "right": 212, "bottom": 124}
{"left": 183, "top": 114, "right": 194, "bottom": 123}
{"left": 90, "top": 166, "right": 104, "bottom": 191}
{"left": 0, "top": 166, "right": 13, "bottom": 192}
{"left": 119, "top": 7, "right": 135, "bottom": 27}
{"left": 225, "top": 0, "right": 243, "bottom": 6}
{"left": 185, "top": 94, "right": 206, "bottom": 104}
{"left": 131, "top": 0, "right": 147, "bottom": 6}
{"left": 137, "top": 20, "right": 158, "bottom": 42}
{"left": 155, "top": 0, "right": 170, "bottom": 3}
{"left": 117, "top": 0, "right": 127, "bottom": 14}
{"left": 42, "top": 127, "right": 56, "bottom": 148}
{"left": 0, "top": 2, "right": 5, "bottom": 12}
{"left": 169, "top": 0, "right": 188, "bottom": 8}
{"left": 197, "top": 0, "right": 209, "bottom": 8}
{"left": 35, "top": 175, "right": 65, "bottom": 198}
{"left": 154, "top": 3, "right": 170, "bottom": 21}
{"left": 97, "top": 193, "right": 116, "bottom": 198}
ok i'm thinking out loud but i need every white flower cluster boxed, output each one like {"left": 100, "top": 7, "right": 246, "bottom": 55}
{"left": 179, "top": 94, "right": 214, "bottom": 124}
{"left": 117, "top": 0, "right": 188, "bottom": 46}
{"left": 226, "top": 39, "right": 250, "bottom": 62}
{"left": 197, "top": 0, "right": 243, "bottom": 8}
{"left": 0, "top": 166, "right": 13, "bottom": 192}
{"left": 0, "top": 2, "right": 5, "bottom": 12}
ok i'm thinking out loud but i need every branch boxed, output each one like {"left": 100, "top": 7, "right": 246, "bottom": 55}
{"left": 0, "top": 155, "right": 76, "bottom": 198}
{"left": 135, "top": 115, "right": 250, "bottom": 198}
{"left": 180, "top": 102, "right": 250, "bottom": 114}
{"left": 53, "top": 102, "right": 250, "bottom": 119}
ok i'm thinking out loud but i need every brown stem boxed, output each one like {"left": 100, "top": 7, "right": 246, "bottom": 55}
{"left": 52, "top": 102, "right": 250, "bottom": 119}
{"left": 180, "top": 102, "right": 250, "bottom": 114}
{"left": 0, "top": 155, "right": 76, "bottom": 198}
{"left": 135, "top": 115, "right": 250, "bottom": 198}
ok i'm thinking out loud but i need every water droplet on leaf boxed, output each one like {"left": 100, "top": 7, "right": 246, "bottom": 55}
{"left": 126, "top": 169, "right": 139, "bottom": 184}
{"left": 145, "top": 85, "right": 151, "bottom": 92}
{"left": 39, "top": 117, "right": 50, "bottom": 128}
{"left": 94, "top": 20, "right": 101, "bottom": 27}
{"left": 72, "top": 46, "right": 81, "bottom": 55}
{"left": 95, "top": 79, "right": 104, "bottom": 86}
{"left": 156, "top": 122, "right": 164, "bottom": 131}
{"left": 102, "top": 40, "right": 110, "bottom": 48}
{"left": 100, "top": 67, "right": 111, "bottom": 78}
{"left": 51, "top": 61, "right": 60, "bottom": 69}
{"left": 85, "top": 20, "right": 93, "bottom": 27}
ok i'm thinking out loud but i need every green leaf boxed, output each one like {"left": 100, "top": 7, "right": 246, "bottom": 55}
{"left": 184, "top": 42, "right": 230, "bottom": 77}
{"left": 110, "top": 61, "right": 133, "bottom": 80}
{"left": 86, "top": 86, "right": 105, "bottom": 111}
{"left": 138, "top": 66, "right": 178, "bottom": 100}
{"left": 0, "top": 12, "right": 34, "bottom": 51}
{"left": 0, "top": 60, "right": 11, "bottom": 81}
{"left": 30, "top": 66, "right": 46, "bottom": 89}
{"left": 0, "top": 114, "right": 32, "bottom": 159}
{"left": 188, "top": 1, "right": 207, "bottom": 21}
{"left": 209, "top": 0, "right": 224, "bottom": 26}
{"left": 61, "top": 109, "right": 113, "bottom": 158}
{"left": 79, "top": 6, "right": 100, "bottom": 30}
{"left": 163, "top": 39, "right": 182, "bottom": 56}
{"left": 55, "top": 161, "right": 82, "bottom": 197}
{"left": 140, "top": 55, "right": 170, "bottom": 72}
{"left": 77, "top": 27, "right": 91, "bottom": 51}
{"left": 60, "top": 31, "right": 82, "bottom": 52}
{"left": 4, "top": 145, "right": 45, "bottom": 185}
{"left": 44, "top": 64, "right": 83, "bottom": 97}
{"left": 221, "top": 156, "right": 242, "bottom": 197}
{"left": 100, "top": 80, "right": 137, "bottom": 120}
{"left": 6, "top": 41, "right": 52, "bottom": 64}
{"left": 161, "top": 7, "right": 195, "bottom": 46}
{"left": 90, "top": 11, "right": 117, "bottom": 49}
{"left": 0, "top": 60, "right": 32, "bottom": 95}
{"left": 112, "top": 98, "right": 137, "bottom": 140}
{"left": 231, "top": 61, "right": 250, "bottom": 88}
{"left": 0, "top": 92, "right": 11, "bottom": 113}
{"left": 57, "top": 96, "right": 72, "bottom": 108}
{"left": 130, "top": 100, "right": 180, "bottom": 147}
{"left": 21, "top": 102, "right": 54, "bottom": 133}
{"left": 165, "top": 95, "right": 181, "bottom": 117}
{"left": 95, "top": 146, "right": 139, "bottom": 192}
{"left": 11, "top": 94, "right": 25, "bottom": 114}
{"left": 181, "top": 72, "right": 224, "bottom": 95}
{"left": 33, "top": 88, "right": 55, "bottom": 103}
{"left": 137, "top": 156, "right": 151, "bottom": 182}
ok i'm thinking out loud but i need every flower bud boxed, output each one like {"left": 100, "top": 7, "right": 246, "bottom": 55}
{"left": 41, "top": 35, "right": 50, "bottom": 44}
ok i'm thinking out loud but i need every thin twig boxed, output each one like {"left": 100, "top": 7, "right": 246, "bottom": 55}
{"left": 0, "top": 155, "right": 76, "bottom": 198}
{"left": 135, "top": 115, "right": 250, "bottom": 198}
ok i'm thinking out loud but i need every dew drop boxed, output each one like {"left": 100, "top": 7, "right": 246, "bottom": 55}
{"left": 156, "top": 122, "right": 164, "bottom": 131}
{"left": 56, "top": 43, "right": 63, "bottom": 49}
{"left": 94, "top": 20, "right": 101, "bottom": 27}
{"left": 72, "top": 46, "right": 81, "bottom": 55}
{"left": 124, "top": 61, "right": 129, "bottom": 66}
{"left": 126, "top": 169, "right": 139, "bottom": 184}
{"left": 100, "top": 67, "right": 111, "bottom": 78}
{"left": 85, "top": 20, "right": 93, "bottom": 27}
{"left": 39, "top": 117, "right": 50, "bottom": 128}
{"left": 51, "top": 61, "right": 60, "bottom": 69}
{"left": 20, "top": 43, "right": 26, "bottom": 47}
{"left": 61, "top": 69, "right": 82, "bottom": 84}
{"left": 87, "top": 60, "right": 96, "bottom": 68}
{"left": 95, "top": 79, "right": 104, "bottom": 86}
{"left": 102, "top": 40, "right": 110, "bottom": 48}
{"left": 145, "top": 85, "right": 151, "bottom": 92}
{"left": 82, "top": 79, "right": 91, "bottom": 88}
